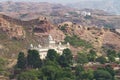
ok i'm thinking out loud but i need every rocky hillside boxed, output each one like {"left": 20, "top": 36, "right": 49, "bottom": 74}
{"left": 0, "top": 14, "right": 65, "bottom": 58}
{"left": 0, "top": 13, "right": 120, "bottom": 58}
{"left": 59, "top": 22, "right": 120, "bottom": 55}
{"left": 0, "top": 14, "right": 25, "bottom": 39}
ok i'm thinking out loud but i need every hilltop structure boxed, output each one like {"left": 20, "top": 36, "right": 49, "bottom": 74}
{"left": 30, "top": 34, "right": 70, "bottom": 59}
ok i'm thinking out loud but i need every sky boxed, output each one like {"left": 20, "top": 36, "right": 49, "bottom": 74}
{"left": 0, "top": 0, "right": 103, "bottom": 4}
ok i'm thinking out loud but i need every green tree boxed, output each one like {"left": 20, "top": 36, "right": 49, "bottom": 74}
{"left": 17, "top": 52, "right": 26, "bottom": 69}
{"left": 58, "top": 55, "right": 69, "bottom": 67}
{"left": 60, "top": 25, "right": 66, "bottom": 32}
{"left": 87, "top": 49, "right": 97, "bottom": 62}
{"left": 27, "top": 50, "right": 42, "bottom": 68}
{"left": 75, "top": 65, "right": 84, "bottom": 77}
{"left": 77, "top": 53, "right": 88, "bottom": 65}
{"left": 58, "top": 48, "right": 73, "bottom": 67}
{"left": 58, "top": 77, "right": 73, "bottom": 80}
{"left": 63, "top": 48, "right": 73, "bottom": 64}
{"left": 44, "top": 59, "right": 58, "bottom": 66}
{"left": 46, "top": 49, "right": 59, "bottom": 62}
{"left": 105, "top": 65, "right": 115, "bottom": 80}
{"left": 27, "top": 69, "right": 43, "bottom": 79}
{"left": 17, "top": 71, "right": 38, "bottom": 80}
{"left": 108, "top": 55, "right": 115, "bottom": 63}
{"left": 75, "top": 65, "right": 93, "bottom": 80}
{"left": 107, "top": 49, "right": 117, "bottom": 57}
{"left": 41, "top": 65, "right": 62, "bottom": 80}
{"left": 42, "top": 59, "right": 75, "bottom": 80}
{"left": 61, "top": 67, "right": 75, "bottom": 80}
{"left": 96, "top": 56, "right": 107, "bottom": 64}
{"left": 107, "top": 49, "right": 116, "bottom": 63}
{"left": 94, "top": 70, "right": 112, "bottom": 80}
{"left": 118, "top": 52, "right": 120, "bottom": 57}
{"left": 81, "top": 69, "right": 94, "bottom": 80}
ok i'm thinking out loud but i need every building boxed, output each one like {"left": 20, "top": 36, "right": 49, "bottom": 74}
{"left": 81, "top": 11, "right": 91, "bottom": 16}
{"left": 30, "top": 34, "right": 70, "bottom": 59}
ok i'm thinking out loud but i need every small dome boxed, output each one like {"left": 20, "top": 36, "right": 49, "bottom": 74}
{"left": 67, "top": 42, "right": 70, "bottom": 46}
{"left": 48, "top": 34, "right": 53, "bottom": 41}
{"left": 38, "top": 44, "right": 42, "bottom": 48}
{"left": 30, "top": 44, "right": 33, "bottom": 48}
{"left": 59, "top": 42, "right": 62, "bottom": 46}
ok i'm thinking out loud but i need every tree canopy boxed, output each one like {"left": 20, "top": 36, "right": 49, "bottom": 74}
{"left": 46, "top": 49, "right": 59, "bottom": 61}
{"left": 17, "top": 71, "right": 38, "bottom": 80}
{"left": 76, "top": 53, "right": 88, "bottom": 65}
{"left": 17, "top": 52, "right": 26, "bottom": 69}
{"left": 27, "top": 50, "right": 42, "bottom": 68}
{"left": 15, "top": 48, "right": 116, "bottom": 80}
{"left": 94, "top": 70, "right": 112, "bottom": 80}
{"left": 58, "top": 48, "right": 73, "bottom": 67}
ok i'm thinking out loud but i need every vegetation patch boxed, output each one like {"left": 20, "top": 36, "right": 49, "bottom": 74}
{"left": 64, "top": 35, "right": 92, "bottom": 48}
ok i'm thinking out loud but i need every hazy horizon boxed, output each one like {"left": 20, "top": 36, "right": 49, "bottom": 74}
{"left": 0, "top": 0, "right": 104, "bottom": 4}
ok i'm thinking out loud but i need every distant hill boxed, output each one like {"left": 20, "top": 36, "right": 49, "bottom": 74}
{"left": 67, "top": 0, "right": 120, "bottom": 15}
{"left": 0, "top": 1, "right": 120, "bottom": 29}
{"left": 0, "top": 1, "right": 74, "bottom": 20}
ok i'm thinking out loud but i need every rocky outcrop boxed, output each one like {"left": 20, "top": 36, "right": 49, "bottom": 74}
{"left": 0, "top": 14, "right": 63, "bottom": 41}
{"left": 0, "top": 14, "right": 25, "bottom": 39}
{"left": 31, "top": 17, "right": 65, "bottom": 44}
{"left": 33, "top": 17, "right": 53, "bottom": 33}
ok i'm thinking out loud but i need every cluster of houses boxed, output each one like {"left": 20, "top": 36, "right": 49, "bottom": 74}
{"left": 64, "top": 11, "right": 91, "bottom": 17}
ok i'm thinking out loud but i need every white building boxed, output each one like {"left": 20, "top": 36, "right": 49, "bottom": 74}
{"left": 30, "top": 35, "right": 70, "bottom": 59}
{"left": 81, "top": 11, "right": 91, "bottom": 16}
{"left": 115, "top": 29, "right": 120, "bottom": 34}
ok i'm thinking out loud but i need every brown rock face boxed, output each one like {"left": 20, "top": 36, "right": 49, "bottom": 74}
{"left": 33, "top": 18, "right": 53, "bottom": 33}
{"left": 30, "top": 17, "right": 65, "bottom": 43}
{"left": 0, "top": 14, "right": 63, "bottom": 41}
{"left": 0, "top": 14, "right": 65, "bottom": 48}
{"left": 0, "top": 14, "right": 25, "bottom": 39}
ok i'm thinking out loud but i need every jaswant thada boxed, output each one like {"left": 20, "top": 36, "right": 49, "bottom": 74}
{"left": 30, "top": 34, "right": 70, "bottom": 59}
